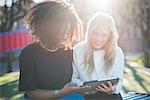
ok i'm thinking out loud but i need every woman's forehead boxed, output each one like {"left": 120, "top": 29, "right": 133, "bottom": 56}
{"left": 91, "top": 25, "right": 110, "bottom": 34}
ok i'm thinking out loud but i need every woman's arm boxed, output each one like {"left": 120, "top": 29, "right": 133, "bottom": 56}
{"left": 96, "top": 47, "right": 125, "bottom": 94}
{"left": 26, "top": 82, "right": 88, "bottom": 99}
{"left": 26, "top": 89, "right": 63, "bottom": 100}
{"left": 71, "top": 47, "right": 84, "bottom": 86}
{"left": 112, "top": 47, "right": 124, "bottom": 94}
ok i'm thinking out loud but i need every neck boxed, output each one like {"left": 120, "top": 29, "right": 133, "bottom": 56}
{"left": 39, "top": 42, "right": 58, "bottom": 52}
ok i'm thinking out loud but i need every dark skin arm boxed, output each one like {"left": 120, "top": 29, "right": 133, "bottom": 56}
{"left": 26, "top": 82, "right": 89, "bottom": 100}
{"left": 26, "top": 89, "right": 62, "bottom": 100}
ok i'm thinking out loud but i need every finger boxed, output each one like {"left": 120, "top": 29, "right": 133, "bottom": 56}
{"left": 86, "top": 85, "right": 92, "bottom": 89}
{"left": 79, "top": 86, "right": 86, "bottom": 90}
{"left": 107, "top": 81, "right": 113, "bottom": 90}
{"left": 75, "top": 86, "right": 89, "bottom": 93}
{"left": 96, "top": 87, "right": 102, "bottom": 92}
{"left": 80, "top": 86, "right": 90, "bottom": 92}
{"left": 100, "top": 84, "right": 111, "bottom": 92}
{"left": 68, "top": 82, "right": 78, "bottom": 86}
{"left": 74, "top": 86, "right": 87, "bottom": 90}
{"left": 97, "top": 86, "right": 107, "bottom": 92}
{"left": 91, "top": 90, "right": 98, "bottom": 94}
{"left": 113, "top": 81, "right": 119, "bottom": 87}
{"left": 81, "top": 85, "right": 91, "bottom": 89}
{"left": 94, "top": 90, "right": 98, "bottom": 93}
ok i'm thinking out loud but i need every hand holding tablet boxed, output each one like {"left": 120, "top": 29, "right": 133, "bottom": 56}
{"left": 83, "top": 78, "right": 119, "bottom": 94}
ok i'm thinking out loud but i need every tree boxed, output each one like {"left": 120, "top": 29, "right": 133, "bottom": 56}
{"left": 0, "top": 0, "right": 33, "bottom": 32}
{"left": 0, "top": 0, "right": 33, "bottom": 73}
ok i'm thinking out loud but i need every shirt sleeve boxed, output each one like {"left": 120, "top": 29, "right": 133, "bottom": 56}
{"left": 19, "top": 48, "right": 38, "bottom": 91}
{"left": 112, "top": 47, "right": 125, "bottom": 94}
{"left": 71, "top": 47, "right": 84, "bottom": 86}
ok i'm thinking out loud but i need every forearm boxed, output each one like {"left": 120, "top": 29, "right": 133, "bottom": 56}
{"left": 26, "top": 89, "right": 64, "bottom": 100}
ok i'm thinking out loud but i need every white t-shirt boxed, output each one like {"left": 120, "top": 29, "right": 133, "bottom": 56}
{"left": 71, "top": 42, "right": 124, "bottom": 94}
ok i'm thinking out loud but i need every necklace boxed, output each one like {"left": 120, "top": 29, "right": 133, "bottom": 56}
{"left": 39, "top": 42, "right": 58, "bottom": 52}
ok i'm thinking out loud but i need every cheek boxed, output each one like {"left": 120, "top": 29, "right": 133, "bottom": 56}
{"left": 89, "top": 37, "right": 95, "bottom": 45}
{"left": 103, "top": 37, "right": 108, "bottom": 43}
{"left": 91, "top": 35, "right": 100, "bottom": 41}
{"left": 90, "top": 36, "right": 99, "bottom": 44}
{"left": 91, "top": 37, "right": 108, "bottom": 48}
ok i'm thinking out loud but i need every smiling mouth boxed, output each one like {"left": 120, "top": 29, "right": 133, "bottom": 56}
{"left": 94, "top": 41, "right": 102, "bottom": 45}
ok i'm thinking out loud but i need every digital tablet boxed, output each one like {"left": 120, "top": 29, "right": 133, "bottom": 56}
{"left": 83, "top": 78, "right": 119, "bottom": 94}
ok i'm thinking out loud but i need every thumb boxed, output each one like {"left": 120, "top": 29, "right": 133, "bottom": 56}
{"left": 113, "top": 81, "right": 119, "bottom": 87}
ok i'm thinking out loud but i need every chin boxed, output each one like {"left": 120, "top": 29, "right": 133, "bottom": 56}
{"left": 90, "top": 42, "right": 104, "bottom": 50}
{"left": 92, "top": 45, "right": 103, "bottom": 50}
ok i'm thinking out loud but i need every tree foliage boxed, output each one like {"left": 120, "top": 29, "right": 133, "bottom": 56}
{"left": 0, "top": 0, "right": 33, "bottom": 32}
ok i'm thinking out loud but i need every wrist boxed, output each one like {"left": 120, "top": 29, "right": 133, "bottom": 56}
{"left": 108, "top": 88, "right": 116, "bottom": 94}
{"left": 53, "top": 90, "right": 64, "bottom": 97}
{"left": 60, "top": 88, "right": 73, "bottom": 96}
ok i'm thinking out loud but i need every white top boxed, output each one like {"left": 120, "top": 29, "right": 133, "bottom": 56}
{"left": 71, "top": 42, "right": 124, "bottom": 94}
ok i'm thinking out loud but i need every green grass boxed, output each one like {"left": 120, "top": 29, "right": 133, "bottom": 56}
{"left": 0, "top": 72, "right": 24, "bottom": 100}
{"left": 0, "top": 62, "right": 150, "bottom": 100}
{"left": 121, "top": 63, "right": 150, "bottom": 95}
{"left": 126, "top": 54, "right": 145, "bottom": 67}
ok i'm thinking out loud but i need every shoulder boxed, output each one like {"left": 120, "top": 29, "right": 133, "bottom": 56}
{"left": 116, "top": 46, "right": 124, "bottom": 57}
{"left": 73, "top": 41, "right": 87, "bottom": 52}
{"left": 72, "top": 41, "right": 87, "bottom": 59}
{"left": 20, "top": 43, "right": 37, "bottom": 57}
{"left": 114, "top": 46, "right": 125, "bottom": 61}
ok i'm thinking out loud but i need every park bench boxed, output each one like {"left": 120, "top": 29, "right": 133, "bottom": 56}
{"left": 123, "top": 92, "right": 150, "bottom": 100}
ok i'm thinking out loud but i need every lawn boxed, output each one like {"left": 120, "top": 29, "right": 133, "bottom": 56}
{"left": 0, "top": 61, "right": 150, "bottom": 100}
{"left": 0, "top": 72, "right": 23, "bottom": 100}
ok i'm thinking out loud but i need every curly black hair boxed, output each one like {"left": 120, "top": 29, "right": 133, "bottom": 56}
{"left": 25, "top": 0, "right": 83, "bottom": 49}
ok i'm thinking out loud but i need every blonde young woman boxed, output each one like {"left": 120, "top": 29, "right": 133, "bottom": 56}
{"left": 72, "top": 13, "right": 124, "bottom": 99}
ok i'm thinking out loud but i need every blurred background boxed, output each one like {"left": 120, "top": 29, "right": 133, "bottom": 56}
{"left": 0, "top": 0, "right": 150, "bottom": 99}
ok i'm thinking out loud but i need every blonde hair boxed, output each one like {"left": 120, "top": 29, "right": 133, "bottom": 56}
{"left": 84, "top": 12, "right": 119, "bottom": 72}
